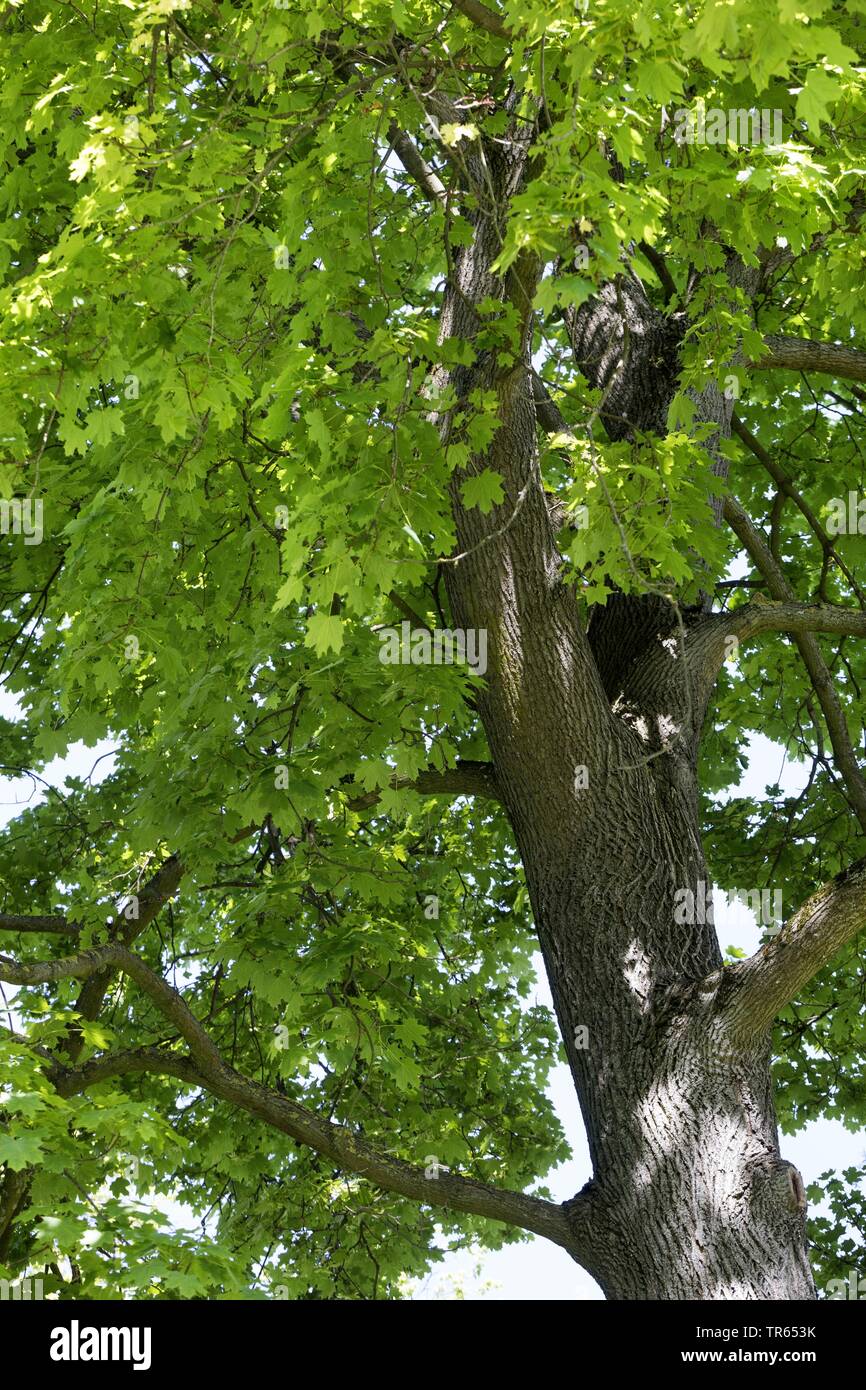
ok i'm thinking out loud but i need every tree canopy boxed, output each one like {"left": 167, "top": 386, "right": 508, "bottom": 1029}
{"left": 1, "top": 0, "right": 865, "bottom": 1300}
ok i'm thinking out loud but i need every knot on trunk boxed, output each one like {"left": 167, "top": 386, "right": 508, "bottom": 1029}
{"left": 564, "top": 280, "right": 685, "bottom": 440}
{"left": 748, "top": 1156, "right": 808, "bottom": 1228}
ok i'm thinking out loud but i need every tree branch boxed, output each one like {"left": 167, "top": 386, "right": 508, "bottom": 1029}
{"left": 731, "top": 413, "right": 866, "bottom": 607}
{"left": 0, "top": 853, "right": 187, "bottom": 1248}
{"left": 530, "top": 368, "right": 571, "bottom": 436}
{"left": 722, "top": 494, "right": 866, "bottom": 835}
{"left": 751, "top": 334, "right": 866, "bottom": 386}
{"left": 346, "top": 759, "right": 502, "bottom": 811}
{"left": 0, "top": 914, "right": 79, "bottom": 936}
{"left": 62, "top": 852, "right": 185, "bottom": 1063}
{"left": 0, "top": 1168, "right": 29, "bottom": 1264}
{"left": 727, "top": 600, "right": 866, "bottom": 641}
{"left": 637, "top": 241, "right": 677, "bottom": 303}
{"left": 724, "top": 857, "right": 866, "bottom": 1043}
{"left": 451, "top": 0, "right": 512, "bottom": 40}
{"left": 1, "top": 946, "right": 584, "bottom": 1258}
{"left": 387, "top": 588, "right": 433, "bottom": 631}
{"left": 387, "top": 124, "right": 448, "bottom": 205}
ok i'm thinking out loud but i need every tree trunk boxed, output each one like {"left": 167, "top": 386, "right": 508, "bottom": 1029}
{"left": 436, "top": 126, "right": 816, "bottom": 1301}
{"left": 521, "top": 805, "right": 814, "bottom": 1301}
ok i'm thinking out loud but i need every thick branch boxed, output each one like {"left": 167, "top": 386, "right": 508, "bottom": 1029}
{"left": 689, "top": 597, "right": 866, "bottom": 727}
{"left": 435, "top": 181, "right": 614, "bottom": 847}
{"left": 1, "top": 946, "right": 583, "bottom": 1258}
{"left": 638, "top": 240, "right": 677, "bottom": 303}
{"left": 728, "top": 600, "right": 866, "bottom": 641}
{"left": 531, "top": 368, "right": 570, "bottom": 436}
{"left": 387, "top": 124, "right": 447, "bottom": 205}
{"left": 723, "top": 494, "right": 866, "bottom": 835}
{"left": 752, "top": 334, "right": 866, "bottom": 385}
{"left": 0, "top": 914, "right": 79, "bottom": 936}
{"left": 346, "top": 759, "right": 502, "bottom": 811}
{"left": 724, "top": 858, "right": 866, "bottom": 1042}
{"left": 561, "top": 276, "right": 678, "bottom": 440}
{"left": 50, "top": 1045, "right": 202, "bottom": 1094}
{"left": 451, "top": 0, "right": 512, "bottom": 39}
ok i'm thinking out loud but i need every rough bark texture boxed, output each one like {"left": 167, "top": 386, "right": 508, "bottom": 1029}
{"left": 434, "top": 119, "right": 818, "bottom": 1301}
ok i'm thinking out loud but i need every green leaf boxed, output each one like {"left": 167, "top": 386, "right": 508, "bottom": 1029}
{"left": 304, "top": 611, "right": 344, "bottom": 655}
{"left": 460, "top": 469, "right": 504, "bottom": 514}
{"left": 0, "top": 1132, "right": 45, "bottom": 1169}
{"left": 796, "top": 69, "right": 842, "bottom": 131}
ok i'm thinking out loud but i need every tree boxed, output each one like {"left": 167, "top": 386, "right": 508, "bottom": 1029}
{"left": 0, "top": 0, "right": 865, "bottom": 1302}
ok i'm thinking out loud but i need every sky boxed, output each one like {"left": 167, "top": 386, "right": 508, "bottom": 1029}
{"left": 1, "top": 690, "right": 863, "bottom": 1299}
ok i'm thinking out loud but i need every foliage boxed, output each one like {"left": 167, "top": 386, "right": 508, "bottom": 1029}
{"left": 0, "top": 0, "right": 864, "bottom": 1298}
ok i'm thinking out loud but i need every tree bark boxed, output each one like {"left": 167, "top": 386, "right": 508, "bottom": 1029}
{"left": 433, "top": 119, "right": 819, "bottom": 1300}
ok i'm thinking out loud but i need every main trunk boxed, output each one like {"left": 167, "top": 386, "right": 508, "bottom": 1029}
{"left": 460, "top": 597, "right": 814, "bottom": 1299}
{"left": 473, "top": 621, "right": 813, "bottom": 1298}
{"left": 436, "top": 138, "right": 815, "bottom": 1298}
{"left": 512, "top": 779, "right": 814, "bottom": 1301}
